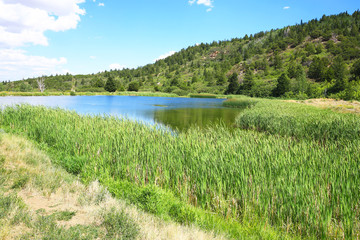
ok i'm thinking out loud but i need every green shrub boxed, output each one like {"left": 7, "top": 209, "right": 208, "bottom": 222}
{"left": 102, "top": 208, "right": 139, "bottom": 240}
{"left": 11, "top": 175, "right": 29, "bottom": 189}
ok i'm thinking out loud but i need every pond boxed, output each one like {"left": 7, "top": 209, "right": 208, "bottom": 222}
{"left": 0, "top": 96, "right": 241, "bottom": 131}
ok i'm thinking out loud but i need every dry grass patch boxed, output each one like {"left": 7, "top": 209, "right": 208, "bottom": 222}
{"left": 287, "top": 98, "right": 360, "bottom": 113}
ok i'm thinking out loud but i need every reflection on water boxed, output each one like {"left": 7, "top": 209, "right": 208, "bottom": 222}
{"left": 0, "top": 96, "right": 241, "bottom": 131}
{"left": 154, "top": 108, "right": 240, "bottom": 131}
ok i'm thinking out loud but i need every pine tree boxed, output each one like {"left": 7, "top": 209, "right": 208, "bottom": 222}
{"left": 272, "top": 73, "right": 290, "bottom": 97}
{"left": 294, "top": 66, "right": 308, "bottom": 94}
{"left": 224, "top": 73, "right": 239, "bottom": 95}
{"left": 273, "top": 52, "right": 283, "bottom": 70}
{"left": 104, "top": 76, "right": 117, "bottom": 92}
{"left": 238, "top": 69, "right": 254, "bottom": 94}
{"left": 351, "top": 59, "right": 360, "bottom": 80}
{"left": 330, "top": 56, "right": 347, "bottom": 93}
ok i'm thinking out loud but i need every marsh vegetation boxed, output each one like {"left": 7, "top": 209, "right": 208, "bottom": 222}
{"left": 1, "top": 97, "right": 359, "bottom": 239}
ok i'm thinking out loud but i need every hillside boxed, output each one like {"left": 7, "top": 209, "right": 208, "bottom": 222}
{"left": 2, "top": 10, "right": 360, "bottom": 100}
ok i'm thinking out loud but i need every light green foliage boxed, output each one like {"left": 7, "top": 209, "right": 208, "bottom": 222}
{"left": 1, "top": 105, "right": 360, "bottom": 238}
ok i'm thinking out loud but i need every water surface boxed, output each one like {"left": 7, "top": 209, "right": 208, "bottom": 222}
{"left": 0, "top": 96, "right": 240, "bottom": 130}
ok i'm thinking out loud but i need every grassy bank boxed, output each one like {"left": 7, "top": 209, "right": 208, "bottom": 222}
{"left": 0, "top": 133, "right": 227, "bottom": 240}
{"left": 1, "top": 105, "right": 359, "bottom": 238}
{"left": 0, "top": 91, "right": 227, "bottom": 98}
{"left": 222, "top": 96, "right": 260, "bottom": 108}
{"left": 0, "top": 91, "right": 180, "bottom": 97}
{"left": 234, "top": 100, "right": 360, "bottom": 142}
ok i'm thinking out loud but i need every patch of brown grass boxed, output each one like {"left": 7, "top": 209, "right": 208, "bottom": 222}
{"left": 287, "top": 98, "right": 360, "bottom": 113}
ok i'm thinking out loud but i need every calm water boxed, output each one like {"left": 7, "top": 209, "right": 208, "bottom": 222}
{"left": 0, "top": 96, "right": 240, "bottom": 131}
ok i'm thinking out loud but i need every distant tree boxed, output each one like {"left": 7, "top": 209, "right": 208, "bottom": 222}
{"left": 294, "top": 66, "right": 308, "bottom": 94}
{"left": 104, "top": 76, "right": 117, "bottom": 92}
{"left": 19, "top": 82, "right": 32, "bottom": 92}
{"left": 305, "top": 43, "right": 316, "bottom": 55}
{"left": 128, "top": 81, "right": 139, "bottom": 92}
{"left": 94, "top": 78, "right": 105, "bottom": 88}
{"left": 330, "top": 57, "right": 348, "bottom": 93}
{"left": 170, "top": 76, "right": 180, "bottom": 87}
{"left": 308, "top": 57, "right": 329, "bottom": 81}
{"left": 238, "top": 69, "right": 254, "bottom": 94}
{"left": 273, "top": 52, "right": 283, "bottom": 70}
{"left": 287, "top": 61, "right": 297, "bottom": 79}
{"left": 216, "top": 73, "right": 226, "bottom": 86}
{"left": 37, "top": 77, "right": 45, "bottom": 92}
{"left": 272, "top": 73, "right": 290, "bottom": 97}
{"left": 224, "top": 73, "right": 239, "bottom": 95}
{"left": 191, "top": 75, "right": 199, "bottom": 84}
{"left": 351, "top": 59, "right": 360, "bottom": 80}
{"left": 332, "top": 56, "right": 347, "bottom": 83}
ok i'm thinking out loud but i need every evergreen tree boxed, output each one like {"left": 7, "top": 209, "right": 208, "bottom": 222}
{"left": 287, "top": 61, "right": 297, "bottom": 79}
{"left": 216, "top": 72, "right": 226, "bottom": 86}
{"left": 225, "top": 73, "right": 239, "bottom": 95}
{"left": 94, "top": 78, "right": 105, "bottom": 88}
{"left": 272, "top": 73, "right": 290, "bottom": 97}
{"left": 273, "top": 52, "right": 283, "bottom": 69}
{"left": 104, "top": 76, "right": 117, "bottom": 92}
{"left": 308, "top": 57, "right": 329, "bottom": 81}
{"left": 351, "top": 59, "right": 360, "bottom": 80}
{"left": 238, "top": 69, "right": 254, "bottom": 94}
{"left": 128, "top": 81, "right": 140, "bottom": 91}
{"left": 330, "top": 57, "right": 347, "bottom": 93}
{"left": 294, "top": 66, "right": 308, "bottom": 94}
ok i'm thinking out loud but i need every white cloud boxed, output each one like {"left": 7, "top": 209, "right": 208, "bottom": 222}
{"left": 0, "top": 0, "right": 85, "bottom": 47}
{"left": 109, "top": 63, "right": 125, "bottom": 70}
{"left": 283, "top": 6, "right": 290, "bottom": 10}
{"left": 98, "top": 3, "right": 104, "bottom": 7}
{"left": 189, "top": 0, "right": 214, "bottom": 11}
{"left": 0, "top": 49, "right": 67, "bottom": 81}
{"left": 154, "top": 51, "right": 176, "bottom": 62}
{"left": 90, "top": 56, "right": 96, "bottom": 59}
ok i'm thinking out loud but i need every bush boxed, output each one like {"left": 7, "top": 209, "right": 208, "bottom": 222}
{"left": 102, "top": 208, "right": 139, "bottom": 240}
{"left": 127, "top": 82, "right": 139, "bottom": 92}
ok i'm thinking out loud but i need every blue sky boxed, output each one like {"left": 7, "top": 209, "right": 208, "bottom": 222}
{"left": 0, "top": 0, "right": 359, "bottom": 81}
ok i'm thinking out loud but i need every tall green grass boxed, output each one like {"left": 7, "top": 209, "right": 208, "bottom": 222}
{"left": 189, "top": 93, "right": 217, "bottom": 98}
{"left": 236, "top": 100, "right": 360, "bottom": 142}
{"left": 0, "top": 92, "right": 65, "bottom": 96}
{"left": 1, "top": 105, "right": 359, "bottom": 239}
{"left": 116, "top": 91, "right": 180, "bottom": 97}
{"left": 222, "top": 96, "right": 260, "bottom": 108}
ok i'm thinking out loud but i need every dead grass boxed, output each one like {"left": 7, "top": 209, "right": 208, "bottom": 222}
{"left": 0, "top": 133, "right": 227, "bottom": 240}
{"left": 287, "top": 98, "right": 360, "bottom": 114}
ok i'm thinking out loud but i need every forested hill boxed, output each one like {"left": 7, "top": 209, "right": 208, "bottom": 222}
{"left": 3, "top": 10, "right": 360, "bottom": 100}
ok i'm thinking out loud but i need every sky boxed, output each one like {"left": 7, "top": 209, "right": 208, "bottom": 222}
{"left": 0, "top": 0, "right": 359, "bottom": 81}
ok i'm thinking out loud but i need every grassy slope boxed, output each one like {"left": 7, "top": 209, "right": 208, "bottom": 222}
{"left": 0, "top": 133, "right": 227, "bottom": 240}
